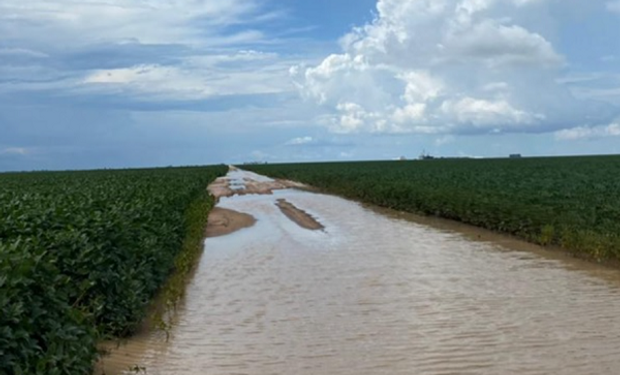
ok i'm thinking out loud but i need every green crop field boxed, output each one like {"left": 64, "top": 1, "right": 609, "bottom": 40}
{"left": 0, "top": 165, "right": 226, "bottom": 374}
{"left": 244, "top": 156, "right": 620, "bottom": 261}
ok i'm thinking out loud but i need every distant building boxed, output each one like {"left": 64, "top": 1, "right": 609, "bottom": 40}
{"left": 399, "top": 156, "right": 407, "bottom": 161}
{"left": 419, "top": 150, "right": 435, "bottom": 160}
{"left": 509, "top": 154, "right": 522, "bottom": 159}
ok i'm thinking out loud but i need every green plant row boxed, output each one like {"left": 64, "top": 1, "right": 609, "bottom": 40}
{"left": 243, "top": 156, "right": 620, "bottom": 261}
{"left": 151, "top": 188, "right": 216, "bottom": 335}
{"left": 0, "top": 165, "right": 227, "bottom": 375}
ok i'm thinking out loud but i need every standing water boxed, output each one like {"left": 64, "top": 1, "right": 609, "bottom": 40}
{"left": 98, "top": 170, "right": 620, "bottom": 374}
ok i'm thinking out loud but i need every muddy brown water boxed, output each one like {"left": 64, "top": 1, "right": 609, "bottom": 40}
{"left": 98, "top": 171, "right": 620, "bottom": 375}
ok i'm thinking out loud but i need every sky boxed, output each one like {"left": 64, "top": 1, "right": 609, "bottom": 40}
{"left": 1, "top": 0, "right": 620, "bottom": 171}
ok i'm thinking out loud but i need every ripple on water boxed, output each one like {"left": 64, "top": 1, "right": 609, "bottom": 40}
{"left": 98, "top": 171, "right": 620, "bottom": 375}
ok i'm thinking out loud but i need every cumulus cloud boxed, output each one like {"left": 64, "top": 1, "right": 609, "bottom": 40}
{"left": 555, "top": 122, "right": 620, "bottom": 140}
{"left": 292, "top": 0, "right": 617, "bottom": 135}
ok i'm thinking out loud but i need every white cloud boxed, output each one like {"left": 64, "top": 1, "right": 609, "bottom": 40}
{"left": 0, "top": 46, "right": 297, "bottom": 100}
{"left": 607, "top": 1, "right": 620, "bottom": 13}
{"left": 0, "top": 147, "right": 29, "bottom": 156}
{"left": 292, "top": 0, "right": 616, "bottom": 135}
{"left": 0, "top": 0, "right": 300, "bottom": 101}
{"left": 0, "top": 0, "right": 269, "bottom": 47}
{"left": 445, "top": 21, "right": 563, "bottom": 67}
{"left": 197, "top": 50, "right": 280, "bottom": 64}
{"left": 83, "top": 65, "right": 213, "bottom": 99}
{"left": 285, "top": 136, "right": 314, "bottom": 146}
{"left": 80, "top": 51, "right": 298, "bottom": 100}
{"left": 555, "top": 122, "right": 620, "bottom": 140}
{"left": 0, "top": 48, "right": 48, "bottom": 58}
{"left": 442, "top": 97, "right": 542, "bottom": 128}
{"left": 565, "top": 74, "right": 620, "bottom": 106}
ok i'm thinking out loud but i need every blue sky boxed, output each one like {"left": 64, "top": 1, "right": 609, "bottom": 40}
{"left": 1, "top": 0, "right": 620, "bottom": 171}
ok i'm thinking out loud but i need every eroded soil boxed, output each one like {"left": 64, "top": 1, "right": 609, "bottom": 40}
{"left": 275, "top": 198, "right": 324, "bottom": 230}
{"left": 205, "top": 168, "right": 315, "bottom": 236}
{"left": 208, "top": 174, "right": 307, "bottom": 202}
{"left": 206, "top": 207, "right": 257, "bottom": 238}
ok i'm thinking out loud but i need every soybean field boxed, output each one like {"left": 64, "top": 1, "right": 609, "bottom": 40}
{"left": 244, "top": 155, "right": 620, "bottom": 261}
{"left": 0, "top": 166, "right": 226, "bottom": 375}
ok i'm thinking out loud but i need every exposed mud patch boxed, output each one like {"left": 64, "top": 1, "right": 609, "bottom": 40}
{"left": 276, "top": 198, "right": 324, "bottom": 231}
{"left": 206, "top": 207, "right": 256, "bottom": 238}
{"left": 207, "top": 177, "right": 235, "bottom": 201}
{"left": 207, "top": 172, "right": 308, "bottom": 202}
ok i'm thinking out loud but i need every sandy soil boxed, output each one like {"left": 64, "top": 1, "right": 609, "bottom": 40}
{"left": 207, "top": 176, "right": 308, "bottom": 202}
{"left": 276, "top": 199, "right": 324, "bottom": 231}
{"left": 206, "top": 169, "right": 318, "bottom": 236}
{"left": 207, "top": 177, "right": 236, "bottom": 201}
{"left": 206, "top": 207, "right": 257, "bottom": 238}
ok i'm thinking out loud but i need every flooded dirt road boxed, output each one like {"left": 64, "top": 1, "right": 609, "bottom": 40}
{"left": 99, "top": 170, "right": 620, "bottom": 374}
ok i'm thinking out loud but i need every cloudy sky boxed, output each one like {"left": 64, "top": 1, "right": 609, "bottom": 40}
{"left": 1, "top": 0, "right": 620, "bottom": 171}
